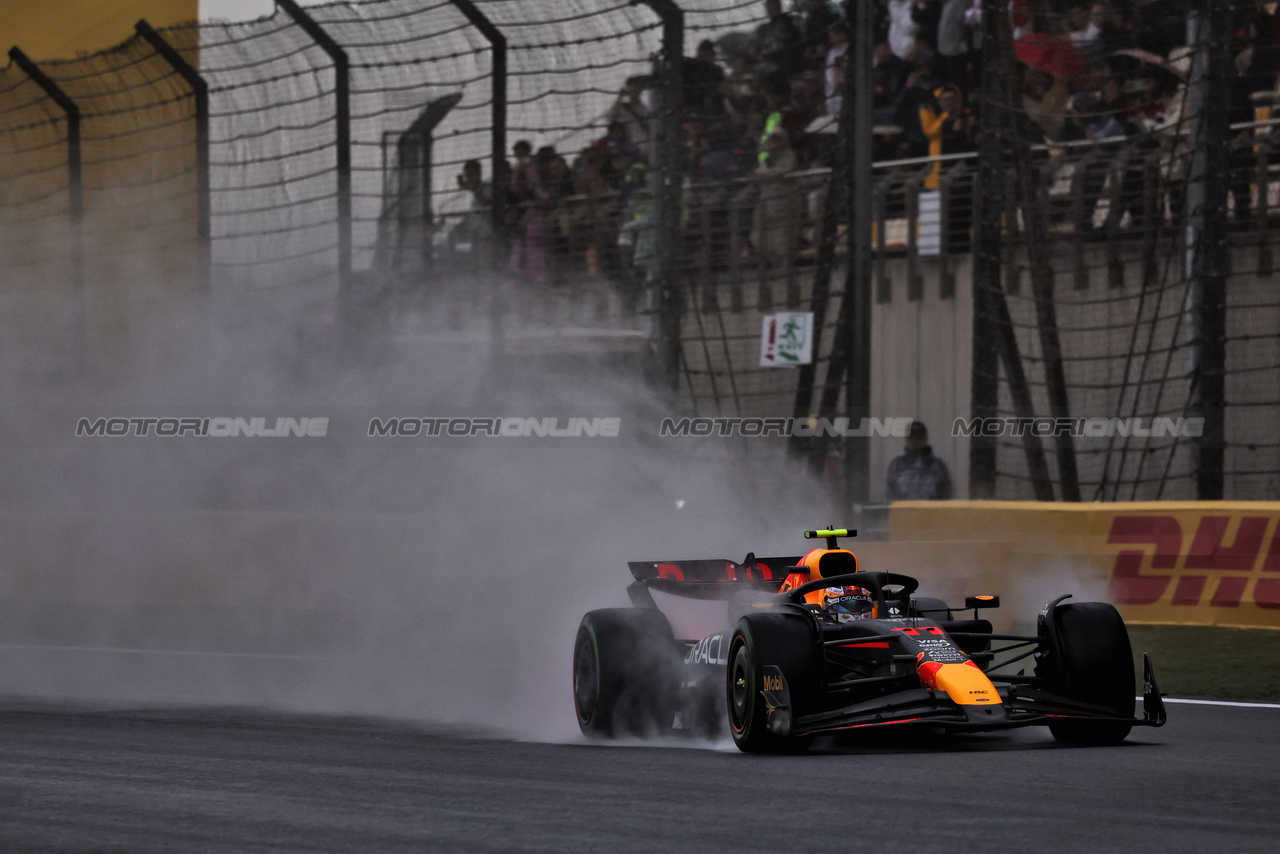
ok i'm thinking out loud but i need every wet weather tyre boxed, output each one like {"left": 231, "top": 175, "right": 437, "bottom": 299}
{"left": 727, "top": 614, "right": 817, "bottom": 754}
{"left": 1043, "top": 602, "right": 1135, "bottom": 744}
{"left": 573, "top": 608, "right": 679, "bottom": 739}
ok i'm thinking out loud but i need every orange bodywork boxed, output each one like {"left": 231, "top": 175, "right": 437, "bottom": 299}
{"left": 917, "top": 659, "right": 1002, "bottom": 705}
{"left": 779, "top": 548, "right": 863, "bottom": 609}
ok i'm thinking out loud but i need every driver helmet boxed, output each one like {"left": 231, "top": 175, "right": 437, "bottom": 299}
{"left": 821, "top": 586, "right": 875, "bottom": 622}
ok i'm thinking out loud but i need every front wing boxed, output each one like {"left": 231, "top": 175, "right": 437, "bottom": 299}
{"left": 783, "top": 654, "right": 1168, "bottom": 738}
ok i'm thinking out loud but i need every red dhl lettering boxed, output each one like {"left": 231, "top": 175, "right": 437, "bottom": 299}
{"left": 1107, "top": 515, "right": 1280, "bottom": 608}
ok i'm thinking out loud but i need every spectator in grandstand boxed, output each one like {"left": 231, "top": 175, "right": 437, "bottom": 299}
{"left": 908, "top": 35, "right": 948, "bottom": 86}
{"left": 1059, "top": 78, "right": 1145, "bottom": 235}
{"left": 684, "top": 39, "right": 728, "bottom": 119}
{"left": 755, "top": 0, "right": 807, "bottom": 79}
{"left": 757, "top": 75, "right": 806, "bottom": 163}
{"left": 1074, "top": 1, "right": 1133, "bottom": 64}
{"left": 570, "top": 145, "right": 617, "bottom": 276}
{"left": 825, "top": 22, "right": 849, "bottom": 117}
{"left": 1064, "top": 1, "right": 1094, "bottom": 46}
{"left": 448, "top": 159, "right": 493, "bottom": 257}
{"left": 884, "top": 420, "right": 952, "bottom": 501}
{"left": 607, "top": 79, "right": 652, "bottom": 157}
{"left": 692, "top": 120, "right": 747, "bottom": 181}
{"left": 751, "top": 129, "right": 804, "bottom": 270}
{"left": 542, "top": 152, "right": 578, "bottom": 281}
{"left": 872, "top": 41, "right": 909, "bottom": 113}
{"left": 1058, "top": 77, "right": 1137, "bottom": 144}
{"left": 936, "top": 0, "right": 981, "bottom": 92}
{"left": 1022, "top": 67, "right": 1069, "bottom": 141}
{"left": 1228, "top": 8, "right": 1280, "bottom": 226}
{"left": 791, "top": 70, "right": 828, "bottom": 124}
{"left": 612, "top": 147, "right": 652, "bottom": 274}
{"left": 871, "top": 0, "right": 892, "bottom": 47}
{"left": 887, "top": 0, "right": 919, "bottom": 60}
{"left": 910, "top": 0, "right": 943, "bottom": 55}
{"left": 937, "top": 84, "right": 976, "bottom": 154}
{"left": 726, "top": 53, "right": 764, "bottom": 119}
{"left": 797, "top": 0, "right": 841, "bottom": 69}
{"left": 508, "top": 145, "right": 554, "bottom": 283}
{"left": 890, "top": 57, "right": 943, "bottom": 158}
{"left": 936, "top": 84, "right": 976, "bottom": 251}
{"left": 686, "top": 120, "right": 743, "bottom": 269}
{"left": 593, "top": 120, "right": 632, "bottom": 160}
{"left": 504, "top": 139, "right": 534, "bottom": 247}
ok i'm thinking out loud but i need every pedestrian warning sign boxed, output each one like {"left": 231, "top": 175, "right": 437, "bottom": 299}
{"left": 760, "top": 312, "right": 813, "bottom": 367}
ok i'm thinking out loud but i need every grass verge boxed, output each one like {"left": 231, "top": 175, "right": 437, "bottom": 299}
{"left": 1129, "top": 625, "right": 1280, "bottom": 703}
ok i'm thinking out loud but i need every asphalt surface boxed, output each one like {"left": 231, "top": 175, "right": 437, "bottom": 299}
{"left": 0, "top": 700, "right": 1277, "bottom": 853}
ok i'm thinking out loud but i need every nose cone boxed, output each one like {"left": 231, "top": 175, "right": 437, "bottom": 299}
{"left": 920, "top": 660, "right": 1003, "bottom": 706}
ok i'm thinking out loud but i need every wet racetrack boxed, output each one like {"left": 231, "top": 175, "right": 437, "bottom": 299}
{"left": 0, "top": 699, "right": 1277, "bottom": 852}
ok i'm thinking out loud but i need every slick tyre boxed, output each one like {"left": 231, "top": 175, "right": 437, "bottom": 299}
{"left": 726, "top": 614, "right": 817, "bottom": 754}
{"left": 1042, "top": 602, "right": 1135, "bottom": 744}
{"left": 573, "top": 608, "right": 679, "bottom": 739}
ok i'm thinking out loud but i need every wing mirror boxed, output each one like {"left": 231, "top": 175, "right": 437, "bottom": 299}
{"left": 965, "top": 595, "right": 1000, "bottom": 610}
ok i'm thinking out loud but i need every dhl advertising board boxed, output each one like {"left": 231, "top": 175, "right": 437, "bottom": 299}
{"left": 889, "top": 501, "right": 1280, "bottom": 629}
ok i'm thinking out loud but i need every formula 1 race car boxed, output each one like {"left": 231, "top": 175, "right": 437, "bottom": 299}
{"left": 572, "top": 528, "right": 1166, "bottom": 752}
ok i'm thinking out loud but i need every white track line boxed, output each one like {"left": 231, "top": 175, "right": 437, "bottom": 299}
{"left": 1140, "top": 697, "right": 1280, "bottom": 709}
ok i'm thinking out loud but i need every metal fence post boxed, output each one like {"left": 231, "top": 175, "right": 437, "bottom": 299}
{"left": 8, "top": 46, "right": 84, "bottom": 368}
{"left": 636, "top": 0, "right": 684, "bottom": 391}
{"left": 1185, "top": 0, "right": 1235, "bottom": 500}
{"left": 135, "top": 20, "right": 210, "bottom": 295}
{"left": 825, "top": 0, "right": 874, "bottom": 505}
{"left": 278, "top": 0, "right": 351, "bottom": 298}
{"left": 449, "top": 1, "right": 506, "bottom": 253}
{"left": 969, "top": 0, "right": 1055, "bottom": 501}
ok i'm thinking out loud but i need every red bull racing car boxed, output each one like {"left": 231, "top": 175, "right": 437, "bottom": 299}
{"left": 572, "top": 528, "right": 1166, "bottom": 752}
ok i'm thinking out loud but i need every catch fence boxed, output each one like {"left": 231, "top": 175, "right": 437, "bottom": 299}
{"left": 1, "top": 0, "right": 1278, "bottom": 501}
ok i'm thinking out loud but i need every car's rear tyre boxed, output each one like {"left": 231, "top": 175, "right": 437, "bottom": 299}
{"left": 1039, "top": 602, "right": 1135, "bottom": 744}
{"left": 726, "top": 613, "right": 817, "bottom": 754}
{"left": 573, "top": 608, "right": 679, "bottom": 739}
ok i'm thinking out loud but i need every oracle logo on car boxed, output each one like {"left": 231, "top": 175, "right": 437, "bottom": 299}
{"left": 1107, "top": 514, "right": 1280, "bottom": 608}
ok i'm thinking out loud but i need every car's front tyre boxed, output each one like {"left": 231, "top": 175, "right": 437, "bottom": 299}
{"left": 1038, "top": 601, "right": 1135, "bottom": 744}
{"left": 726, "top": 613, "right": 817, "bottom": 753}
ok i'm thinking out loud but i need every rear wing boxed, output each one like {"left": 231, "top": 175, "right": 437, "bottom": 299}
{"left": 627, "top": 553, "right": 803, "bottom": 584}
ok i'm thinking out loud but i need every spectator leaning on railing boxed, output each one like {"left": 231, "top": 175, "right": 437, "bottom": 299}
{"left": 752, "top": 128, "right": 804, "bottom": 271}
{"left": 448, "top": 159, "right": 492, "bottom": 257}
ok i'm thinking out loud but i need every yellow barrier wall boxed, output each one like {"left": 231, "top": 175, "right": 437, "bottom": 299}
{"left": 889, "top": 501, "right": 1280, "bottom": 629}
{"left": 0, "top": 2, "right": 197, "bottom": 61}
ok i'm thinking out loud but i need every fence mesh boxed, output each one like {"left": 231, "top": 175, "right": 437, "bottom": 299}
{"left": 1, "top": 0, "right": 1278, "bottom": 501}
{"left": 970, "top": 0, "right": 1280, "bottom": 501}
